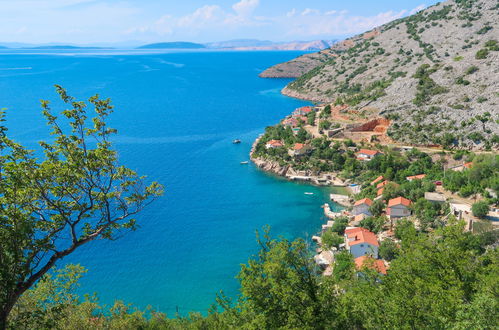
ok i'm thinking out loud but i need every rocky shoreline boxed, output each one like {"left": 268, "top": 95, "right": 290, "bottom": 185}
{"left": 250, "top": 136, "right": 350, "bottom": 188}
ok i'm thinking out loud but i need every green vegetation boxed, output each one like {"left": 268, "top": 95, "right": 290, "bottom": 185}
{"left": 412, "top": 64, "right": 447, "bottom": 106}
{"left": 475, "top": 48, "right": 489, "bottom": 59}
{"left": 0, "top": 86, "right": 163, "bottom": 327}
{"left": 472, "top": 201, "right": 490, "bottom": 218}
{"left": 8, "top": 221, "right": 497, "bottom": 329}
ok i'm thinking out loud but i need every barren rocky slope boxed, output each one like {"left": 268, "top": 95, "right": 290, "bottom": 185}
{"left": 261, "top": 0, "right": 499, "bottom": 149}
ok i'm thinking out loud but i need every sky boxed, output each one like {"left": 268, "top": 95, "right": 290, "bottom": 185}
{"left": 0, "top": 0, "right": 437, "bottom": 45}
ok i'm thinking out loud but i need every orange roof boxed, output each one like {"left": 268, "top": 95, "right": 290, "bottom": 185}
{"left": 371, "top": 175, "right": 384, "bottom": 185}
{"left": 464, "top": 162, "right": 473, "bottom": 169}
{"left": 266, "top": 140, "right": 283, "bottom": 147}
{"left": 345, "top": 227, "right": 379, "bottom": 247}
{"left": 355, "top": 256, "right": 387, "bottom": 275}
{"left": 293, "top": 143, "right": 306, "bottom": 150}
{"left": 354, "top": 198, "right": 373, "bottom": 207}
{"left": 358, "top": 149, "right": 380, "bottom": 156}
{"left": 406, "top": 174, "right": 426, "bottom": 180}
{"left": 377, "top": 188, "right": 384, "bottom": 196}
{"left": 376, "top": 180, "right": 390, "bottom": 189}
{"left": 388, "top": 196, "right": 412, "bottom": 207}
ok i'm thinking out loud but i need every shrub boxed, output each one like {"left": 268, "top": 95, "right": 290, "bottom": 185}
{"left": 472, "top": 201, "right": 489, "bottom": 218}
{"left": 475, "top": 49, "right": 489, "bottom": 59}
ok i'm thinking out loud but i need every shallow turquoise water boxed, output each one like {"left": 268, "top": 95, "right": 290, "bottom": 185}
{"left": 0, "top": 50, "right": 340, "bottom": 315}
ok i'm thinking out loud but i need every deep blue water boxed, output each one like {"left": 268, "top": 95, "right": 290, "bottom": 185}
{"left": 0, "top": 50, "right": 339, "bottom": 315}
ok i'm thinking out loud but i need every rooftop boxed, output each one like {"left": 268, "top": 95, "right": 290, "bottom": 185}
{"left": 345, "top": 227, "right": 379, "bottom": 247}
{"left": 358, "top": 149, "right": 380, "bottom": 156}
{"left": 406, "top": 174, "right": 426, "bottom": 180}
{"left": 355, "top": 256, "right": 387, "bottom": 275}
{"left": 388, "top": 196, "right": 412, "bottom": 207}
{"left": 354, "top": 198, "right": 373, "bottom": 207}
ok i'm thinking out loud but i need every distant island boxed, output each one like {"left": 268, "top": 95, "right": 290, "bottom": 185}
{"left": 137, "top": 42, "right": 206, "bottom": 49}
{"left": 24, "top": 45, "right": 110, "bottom": 50}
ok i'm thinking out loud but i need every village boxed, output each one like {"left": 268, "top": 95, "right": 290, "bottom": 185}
{"left": 251, "top": 103, "right": 499, "bottom": 277}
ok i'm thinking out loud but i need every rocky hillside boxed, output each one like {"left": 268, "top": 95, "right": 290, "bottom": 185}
{"left": 261, "top": 0, "right": 499, "bottom": 149}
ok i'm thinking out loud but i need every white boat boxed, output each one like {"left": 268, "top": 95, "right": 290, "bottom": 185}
{"left": 233, "top": 139, "right": 241, "bottom": 144}
{"left": 304, "top": 192, "right": 314, "bottom": 195}
{"left": 240, "top": 161, "right": 249, "bottom": 165}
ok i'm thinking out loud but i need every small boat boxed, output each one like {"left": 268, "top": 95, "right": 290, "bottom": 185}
{"left": 304, "top": 192, "right": 314, "bottom": 195}
{"left": 240, "top": 161, "right": 249, "bottom": 165}
{"left": 233, "top": 139, "right": 241, "bottom": 144}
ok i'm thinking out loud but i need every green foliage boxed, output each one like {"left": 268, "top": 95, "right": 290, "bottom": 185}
{"left": 0, "top": 86, "right": 163, "bottom": 325}
{"left": 379, "top": 239, "right": 399, "bottom": 261}
{"left": 321, "top": 228, "right": 344, "bottom": 249}
{"left": 412, "top": 64, "right": 448, "bottom": 106}
{"left": 472, "top": 201, "right": 489, "bottom": 218}
{"left": 394, "top": 219, "right": 417, "bottom": 241}
{"left": 360, "top": 216, "right": 386, "bottom": 234}
{"left": 333, "top": 251, "right": 355, "bottom": 282}
{"left": 369, "top": 199, "right": 385, "bottom": 217}
{"left": 475, "top": 48, "right": 489, "bottom": 59}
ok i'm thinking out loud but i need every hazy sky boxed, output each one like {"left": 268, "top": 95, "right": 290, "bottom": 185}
{"left": 0, "top": 0, "right": 435, "bottom": 44}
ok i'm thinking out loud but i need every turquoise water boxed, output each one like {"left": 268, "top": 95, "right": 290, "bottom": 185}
{"left": 0, "top": 50, "right": 339, "bottom": 315}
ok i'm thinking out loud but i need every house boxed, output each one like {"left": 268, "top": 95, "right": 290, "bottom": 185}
{"left": 293, "top": 106, "right": 313, "bottom": 116}
{"left": 376, "top": 180, "right": 390, "bottom": 189}
{"left": 377, "top": 188, "right": 384, "bottom": 197}
{"left": 424, "top": 192, "right": 446, "bottom": 204}
{"left": 352, "top": 198, "right": 373, "bottom": 217}
{"left": 387, "top": 197, "right": 412, "bottom": 220}
{"left": 265, "top": 140, "right": 284, "bottom": 149}
{"left": 354, "top": 256, "right": 387, "bottom": 275}
{"left": 288, "top": 143, "right": 312, "bottom": 157}
{"left": 356, "top": 149, "right": 382, "bottom": 161}
{"left": 282, "top": 117, "right": 299, "bottom": 127}
{"left": 406, "top": 174, "right": 426, "bottom": 181}
{"left": 344, "top": 227, "right": 379, "bottom": 258}
{"left": 371, "top": 175, "right": 384, "bottom": 186}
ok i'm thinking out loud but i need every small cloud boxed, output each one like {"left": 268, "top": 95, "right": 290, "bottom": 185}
{"left": 325, "top": 10, "right": 337, "bottom": 16}
{"left": 301, "top": 8, "right": 320, "bottom": 16}
{"left": 232, "top": 0, "right": 259, "bottom": 17}
{"left": 286, "top": 8, "right": 297, "bottom": 17}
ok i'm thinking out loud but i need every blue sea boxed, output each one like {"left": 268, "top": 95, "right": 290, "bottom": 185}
{"left": 0, "top": 50, "right": 339, "bottom": 315}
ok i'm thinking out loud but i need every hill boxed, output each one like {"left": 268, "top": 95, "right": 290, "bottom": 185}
{"left": 260, "top": 0, "right": 499, "bottom": 149}
{"left": 137, "top": 42, "right": 206, "bottom": 49}
{"left": 25, "top": 45, "right": 108, "bottom": 49}
{"left": 208, "top": 39, "right": 337, "bottom": 51}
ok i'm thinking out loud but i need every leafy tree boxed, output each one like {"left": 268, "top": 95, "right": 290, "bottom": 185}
{"left": 472, "top": 201, "right": 489, "bottom": 218}
{"left": 321, "top": 229, "right": 344, "bottom": 249}
{"left": 333, "top": 251, "right": 355, "bottom": 282}
{"left": 331, "top": 216, "right": 349, "bottom": 235}
{"left": 0, "top": 86, "right": 163, "bottom": 327}
{"left": 360, "top": 216, "right": 386, "bottom": 234}
{"left": 394, "top": 219, "right": 417, "bottom": 241}
{"left": 369, "top": 199, "right": 385, "bottom": 217}
{"left": 378, "top": 239, "right": 399, "bottom": 261}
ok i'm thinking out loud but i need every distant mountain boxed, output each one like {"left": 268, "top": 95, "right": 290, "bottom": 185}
{"left": 24, "top": 45, "right": 109, "bottom": 50}
{"left": 260, "top": 0, "right": 499, "bottom": 149}
{"left": 205, "top": 39, "right": 274, "bottom": 48}
{"left": 205, "top": 39, "right": 336, "bottom": 51}
{"left": 137, "top": 42, "right": 206, "bottom": 49}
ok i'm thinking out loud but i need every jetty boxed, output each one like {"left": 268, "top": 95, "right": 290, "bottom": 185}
{"left": 323, "top": 203, "right": 343, "bottom": 219}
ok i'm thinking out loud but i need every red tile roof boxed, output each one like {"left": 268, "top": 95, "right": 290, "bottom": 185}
{"left": 376, "top": 180, "right": 390, "bottom": 189}
{"left": 345, "top": 227, "right": 379, "bottom": 247}
{"left": 406, "top": 174, "right": 426, "bottom": 180}
{"left": 371, "top": 175, "right": 384, "bottom": 185}
{"left": 388, "top": 196, "right": 412, "bottom": 207}
{"left": 266, "top": 140, "right": 283, "bottom": 147}
{"left": 377, "top": 188, "right": 384, "bottom": 196}
{"left": 358, "top": 149, "right": 380, "bottom": 156}
{"left": 293, "top": 143, "right": 307, "bottom": 150}
{"left": 354, "top": 198, "right": 373, "bottom": 207}
{"left": 355, "top": 256, "right": 387, "bottom": 275}
{"left": 464, "top": 162, "right": 473, "bottom": 169}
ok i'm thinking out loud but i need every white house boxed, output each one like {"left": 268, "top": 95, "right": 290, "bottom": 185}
{"left": 387, "top": 196, "right": 412, "bottom": 220}
{"left": 356, "top": 149, "right": 382, "bottom": 161}
{"left": 352, "top": 198, "right": 373, "bottom": 217}
{"left": 344, "top": 227, "right": 379, "bottom": 259}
